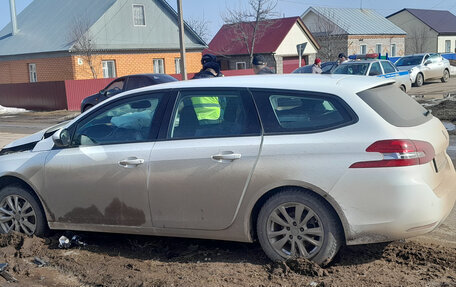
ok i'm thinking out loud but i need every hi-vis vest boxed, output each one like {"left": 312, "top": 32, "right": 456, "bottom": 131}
{"left": 191, "top": 97, "right": 221, "bottom": 121}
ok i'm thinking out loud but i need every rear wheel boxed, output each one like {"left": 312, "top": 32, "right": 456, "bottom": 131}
{"left": 0, "top": 185, "right": 47, "bottom": 236}
{"left": 415, "top": 73, "right": 424, "bottom": 87}
{"left": 400, "top": 85, "right": 406, "bottom": 92}
{"left": 257, "top": 189, "right": 343, "bottom": 266}
{"left": 441, "top": 69, "right": 450, "bottom": 83}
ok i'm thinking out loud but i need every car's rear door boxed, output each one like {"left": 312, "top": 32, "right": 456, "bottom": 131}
{"left": 43, "top": 91, "right": 169, "bottom": 228}
{"left": 148, "top": 88, "right": 262, "bottom": 230}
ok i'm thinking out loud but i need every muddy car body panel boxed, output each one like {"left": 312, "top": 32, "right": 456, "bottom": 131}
{"left": 0, "top": 75, "right": 455, "bottom": 264}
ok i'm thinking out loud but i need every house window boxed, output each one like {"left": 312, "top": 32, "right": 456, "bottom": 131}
{"left": 390, "top": 44, "right": 396, "bottom": 57}
{"left": 376, "top": 44, "right": 382, "bottom": 54}
{"left": 102, "top": 60, "right": 116, "bottom": 78}
{"left": 153, "top": 59, "right": 164, "bottom": 73}
{"left": 360, "top": 44, "right": 367, "bottom": 54}
{"left": 236, "top": 62, "right": 246, "bottom": 70}
{"left": 445, "top": 40, "right": 451, "bottom": 53}
{"left": 133, "top": 4, "right": 145, "bottom": 26}
{"left": 28, "top": 63, "right": 37, "bottom": 82}
{"left": 175, "top": 58, "right": 181, "bottom": 74}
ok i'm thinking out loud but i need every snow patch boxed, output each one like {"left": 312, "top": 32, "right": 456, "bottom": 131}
{"left": 0, "top": 105, "right": 28, "bottom": 115}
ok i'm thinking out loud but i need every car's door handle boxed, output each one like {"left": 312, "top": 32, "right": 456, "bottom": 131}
{"left": 211, "top": 153, "right": 241, "bottom": 162}
{"left": 118, "top": 157, "right": 145, "bottom": 168}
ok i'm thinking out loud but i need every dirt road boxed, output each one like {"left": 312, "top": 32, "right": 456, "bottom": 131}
{"left": 0, "top": 87, "right": 455, "bottom": 286}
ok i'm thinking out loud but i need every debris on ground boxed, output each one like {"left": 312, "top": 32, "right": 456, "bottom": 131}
{"left": 0, "top": 263, "right": 17, "bottom": 283}
{"left": 58, "top": 236, "right": 71, "bottom": 249}
{"left": 32, "top": 257, "right": 46, "bottom": 267}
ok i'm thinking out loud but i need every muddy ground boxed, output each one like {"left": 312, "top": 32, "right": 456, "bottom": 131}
{"left": 0, "top": 231, "right": 455, "bottom": 287}
{"left": 0, "top": 83, "right": 456, "bottom": 286}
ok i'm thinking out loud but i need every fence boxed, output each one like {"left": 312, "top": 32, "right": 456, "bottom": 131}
{"left": 0, "top": 81, "right": 67, "bottom": 110}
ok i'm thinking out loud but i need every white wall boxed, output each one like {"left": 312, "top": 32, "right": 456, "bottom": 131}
{"left": 275, "top": 22, "right": 318, "bottom": 56}
{"left": 437, "top": 36, "right": 456, "bottom": 53}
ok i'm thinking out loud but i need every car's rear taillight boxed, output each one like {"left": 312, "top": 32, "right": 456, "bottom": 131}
{"left": 350, "top": 139, "right": 435, "bottom": 168}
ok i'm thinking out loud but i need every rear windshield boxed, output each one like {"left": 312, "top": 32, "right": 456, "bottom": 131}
{"left": 357, "top": 84, "right": 432, "bottom": 127}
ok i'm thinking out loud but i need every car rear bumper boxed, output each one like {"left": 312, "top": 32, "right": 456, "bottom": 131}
{"left": 331, "top": 156, "right": 456, "bottom": 245}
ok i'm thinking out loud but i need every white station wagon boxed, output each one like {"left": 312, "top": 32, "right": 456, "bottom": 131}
{"left": 0, "top": 75, "right": 455, "bottom": 265}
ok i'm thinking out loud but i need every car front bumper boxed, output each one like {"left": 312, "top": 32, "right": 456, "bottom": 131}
{"left": 330, "top": 155, "right": 456, "bottom": 245}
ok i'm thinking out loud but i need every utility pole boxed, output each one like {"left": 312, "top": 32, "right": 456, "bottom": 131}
{"left": 177, "top": 0, "right": 187, "bottom": 80}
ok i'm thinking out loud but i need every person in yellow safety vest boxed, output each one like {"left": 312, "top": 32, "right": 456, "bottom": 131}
{"left": 190, "top": 54, "right": 224, "bottom": 121}
{"left": 191, "top": 97, "right": 221, "bottom": 121}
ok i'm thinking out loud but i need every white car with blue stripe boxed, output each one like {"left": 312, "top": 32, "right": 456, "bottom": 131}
{"left": 333, "top": 58, "right": 412, "bottom": 92}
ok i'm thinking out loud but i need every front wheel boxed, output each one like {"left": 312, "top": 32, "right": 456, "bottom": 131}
{"left": 441, "top": 69, "right": 450, "bottom": 83}
{"left": 400, "top": 85, "right": 406, "bottom": 92}
{"left": 415, "top": 73, "right": 424, "bottom": 87}
{"left": 257, "top": 189, "right": 343, "bottom": 266}
{"left": 0, "top": 185, "right": 47, "bottom": 236}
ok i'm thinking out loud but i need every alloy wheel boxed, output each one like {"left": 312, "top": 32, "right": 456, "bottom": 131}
{"left": 266, "top": 202, "right": 324, "bottom": 258}
{"left": 0, "top": 195, "right": 37, "bottom": 235}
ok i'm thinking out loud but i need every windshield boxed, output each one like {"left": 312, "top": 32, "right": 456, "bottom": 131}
{"left": 333, "top": 63, "right": 370, "bottom": 75}
{"left": 395, "top": 56, "right": 423, "bottom": 66}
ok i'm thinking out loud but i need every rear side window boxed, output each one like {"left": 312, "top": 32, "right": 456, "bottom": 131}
{"left": 252, "top": 90, "right": 357, "bottom": 134}
{"left": 357, "top": 84, "right": 431, "bottom": 127}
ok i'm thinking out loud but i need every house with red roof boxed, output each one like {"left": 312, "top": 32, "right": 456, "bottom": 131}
{"left": 387, "top": 9, "right": 456, "bottom": 54}
{"left": 205, "top": 17, "right": 320, "bottom": 74}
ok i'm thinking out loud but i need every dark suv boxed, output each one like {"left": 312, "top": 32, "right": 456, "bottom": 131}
{"left": 80, "top": 74, "right": 177, "bottom": 112}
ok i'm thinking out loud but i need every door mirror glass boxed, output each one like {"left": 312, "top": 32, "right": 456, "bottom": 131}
{"left": 52, "top": 129, "right": 71, "bottom": 147}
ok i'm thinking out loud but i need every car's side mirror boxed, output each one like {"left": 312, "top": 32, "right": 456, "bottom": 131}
{"left": 52, "top": 129, "right": 71, "bottom": 148}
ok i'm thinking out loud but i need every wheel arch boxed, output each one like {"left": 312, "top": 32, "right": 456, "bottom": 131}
{"left": 0, "top": 175, "right": 53, "bottom": 223}
{"left": 249, "top": 185, "right": 348, "bottom": 244}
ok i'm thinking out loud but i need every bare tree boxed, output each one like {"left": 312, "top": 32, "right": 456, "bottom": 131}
{"left": 222, "top": 0, "right": 278, "bottom": 65}
{"left": 68, "top": 17, "right": 98, "bottom": 79}
{"left": 187, "top": 17, "right": 210, "bottom": 43}
{"left": 308, "top": 11, "right": 349, "bottom": 61}
{"left": 406, "top": 26, "right": 430, "bottom": 54}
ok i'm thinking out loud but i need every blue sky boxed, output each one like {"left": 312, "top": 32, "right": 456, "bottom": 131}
{"left": 1, "top": 0, "right": 456, "bottom": 41}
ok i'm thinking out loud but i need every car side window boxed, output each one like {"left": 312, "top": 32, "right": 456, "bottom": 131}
{"left": 104, "top": 79, "right": 125, "bottom": 96}
{"left": 381, "top": 61, "right": 396, "bottom": 74}
{"left": 252, "top": 90, "right": 356, "bottom": 134}
{"left": 369, "top": 62, "right": 382, "bottom": 76}
{"left": 429, "top": 54, "right": 440, "bottom": 63}
{"left": 169, "top": 90, "right": 261, "bottom": 139}
{"left": 72, "top": 93, "right": 164, "bottom": 146}
{"left": 125, "top": 77, "right": 152, "bottom": 90}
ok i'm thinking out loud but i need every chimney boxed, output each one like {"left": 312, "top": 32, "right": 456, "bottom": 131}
{"left": 9, "top": 0, "right": 18, "bottom": 35}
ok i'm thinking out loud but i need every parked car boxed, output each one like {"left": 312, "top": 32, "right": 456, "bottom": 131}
{"left": 1, "top": 75, "right": 455, "bottom": 265}
{"left": 395, "top": 53, "right": 451, "bottom": 87}
{"left": 333, "top": 59, "right": 412, "bottom": 92}
{"left": 80, "top": 74, "right": 177, "bottom": 112}
{"left": 292, "top": 61, "right": 338, "bottom": 74}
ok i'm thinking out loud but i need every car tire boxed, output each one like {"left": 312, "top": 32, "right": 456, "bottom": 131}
{"left": 257, "top": 189, "right": 343, "bottom": 266}
{"left": 0, "top": 185, "right": 48, "bottom": 236}
{"left": 441, "top": 69, "right": 450, "bottom": 83}
{"left": 83, "top": 105, "right": 94, "bottom": 113}
{"left": 400, "top": 85, "right": 406, "bottom": 92}
{"left": 415, "top": 73, "right": 424, "bottom": 87}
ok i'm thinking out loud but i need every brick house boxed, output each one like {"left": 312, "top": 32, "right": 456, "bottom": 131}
{"left": 301, "top": 7, "right": 406, "bottom": 61}
{"left": 0, "top": 0, "right": 206, "bottom": 84}
{"left": 387, "top": 9, "right": 456, "bottom": 54}
{"left": 205, "top": 17, "right": 320, "bottom": 74}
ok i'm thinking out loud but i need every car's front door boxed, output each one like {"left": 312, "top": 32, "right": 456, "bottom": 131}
{"left": 149, "top": 89, "right": 262, "bottom": 230}
{"left": 43, "top": 92, "right": 168, "bottom": 228}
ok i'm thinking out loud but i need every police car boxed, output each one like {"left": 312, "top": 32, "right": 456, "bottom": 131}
{"left": 333, "top": 54, "right": 411, "bottom": 92}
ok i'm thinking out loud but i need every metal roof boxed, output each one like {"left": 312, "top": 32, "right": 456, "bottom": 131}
{"left": 205, "top": 17, "right": 320, "bottom": 56}
{"left": 388, "top": 9, "right": 456, "bottom": 35}
{"left": 0, "top": 0, "right": 206, "bottom": 57}
{"left": 302, "top": 7, "right": 406, "bottom": 35}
